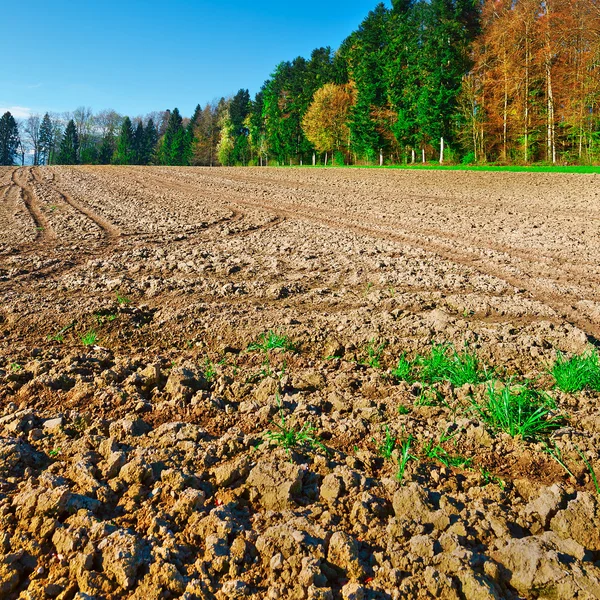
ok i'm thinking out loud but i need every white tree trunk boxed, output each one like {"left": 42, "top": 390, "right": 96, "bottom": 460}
{"left": 379, "top": 149, "right": 383, "bottom": 166}
{"left": 440, "top": 137, "right": 445, "bottom": 164}
{"left": 312, "top": 152, "right": 316, "bottom": 166}
{"left": 422, "top": 148, "right": 425, "bottom": 164}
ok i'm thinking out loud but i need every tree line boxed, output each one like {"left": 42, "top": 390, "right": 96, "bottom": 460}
{"left": 2, "top": 0, "right": 599, "bottom": 167}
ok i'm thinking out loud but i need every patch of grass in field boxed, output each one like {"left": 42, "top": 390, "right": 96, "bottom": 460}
{"left": 373, "top": 425, "right": 397, "bottom": 460}
{"left": 391, "top": 343, "right": 489, "bottom": 387}
{"left": 471, "top": 381, "right": 563, "bottom": 439}
{"left": 362, "top": 338, "right": 386, "bottom": 369}
{"left": 552, "top": 347, "right": 600, "bottom": 393}
{"left": 81, "top": 330, "right": 98, "bottom": 347}
{"left": 265, "top": 394, "right": 327, "bottom": 457}
{"left": 396, "top": 435, "right": 416, "bottom": 485}
{"left": 248, "top": 330, "right": 298, "bottom": 354}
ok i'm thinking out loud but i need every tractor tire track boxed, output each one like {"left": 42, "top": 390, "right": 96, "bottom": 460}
{"left": 33, "top": 168, "right": 122, "bottom": 240}
{"left": 12, "top": 168, "right": 56, "bottom": 242}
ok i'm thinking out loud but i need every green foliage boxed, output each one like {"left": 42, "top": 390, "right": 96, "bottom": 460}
{"left": 471, "top": 382, "right": 563, "bottom": 439}
{"left": 56, "top": 120, "right": 79, "bottom": 165}
{"left": 374, "top": 425, "right": 397, "bottom": 460}
{"left": 396, "top": 435, "right": 416, "bottom": 484}
{"left": 575, "top": 446, "right": 600, "bottom": 495}
{"left": 81, "top": 330, "right": 98, "bottom": 347}
{"left": 248, "top": 331, "right": 297, "bottom": 354}
{"left": 479, "top": 467, "right": 505, "bottom": 489}
{"left": 391, "top": 343, "right": 489, "bottom": 386}
{"left": 202, "top": 358, "right": 217, "bottom": 383}
{"left": 362, "top": 338, "right": 386, "bottom": 368}
{"left": 391, "top": 353, "right": 415, "bottom": 382}
{"left": 0, "top": 111, "right": 20, "bottom": 166}
{"left": 422, "top": 430, "right": 472, "bottom": 468}
{"left": 46, "top": 321, "right": 76, "bottom": 343}
{"left": 38, "top": 113, "right": 54, "bottom": 166}
{"left": 112, "top": 116, "right": 135, "bottom": 165}
{"left": 115, "top": 291, "right": 131, "bottom": 305}
{"left": 265, "top": 394, "right": 327, "bottom": 456}
{"left": 417, "top": 343, "right": 484, "bottom": 386}
{"left": 157, "top": 108, "right": 187, "bottom": 165}
{"left": 552, "top": 347, "right": 600, "bottom": 393}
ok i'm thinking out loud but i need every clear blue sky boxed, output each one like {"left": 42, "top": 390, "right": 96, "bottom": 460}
{"left": 1, "top": 0, "right": 388, "bottom": 119}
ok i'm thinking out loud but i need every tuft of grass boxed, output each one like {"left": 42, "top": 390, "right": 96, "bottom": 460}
{"left": 391, "top": 343, "right": 490, "bottom": 387}
{"left": 480, "top": 467, "right": 505, "bottom": 489}
{"left": 396, "top": 435, "right": 416, "bottom": 485}
{"left": 422, "top": 430, "right": 472, "bottom": 469}
{"left": 391, "top": 353, "right": 414, "bottom": 382}
{"left": 202, "top": 357, "right": 217, "bottom": 382}
{"left": 115, "top": 291, "right": 131, "bottom": 306}
{"left": 542, "top": 440, "right": 575, "bottom": 478}
{"left": 374, "top": 425, "right": 397, "bottom": 460}
{"left": 46, "top": 321, "right": 76, "bottom": 343}
{"left": 265, "top": 394, "right": 327, "bottom": 456}
{"left": 248, "top": 330, "right": 297, "bottom": 354}
{"left": 398, "top": 404, "right": 411, "bottom": 415}
{"left": 9, "top": 362, "right": 22, "bottom": 373}
{"left": 415, "top": 386, "right": 446, "bottom": 407}
{"left": 552, "top": 347, "right": 600, "bottom": 393}
{"left": 575, "top": 445, "right": 600, "bottom": 495}
{"left": 363, "top": 338, "right": 386, "bottom": 369}
{"left": 471, "top": 381, "right": 563, "bottom": 439}
{"left": 417, "top": 343, "right": 488, "bottom": 387}
{"left": 81, "top": 330, "right": 98, "bottom": 347}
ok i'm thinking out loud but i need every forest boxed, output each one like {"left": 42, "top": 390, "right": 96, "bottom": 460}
{"left": 1, "top": 0, "right": 599, "bottom": 167}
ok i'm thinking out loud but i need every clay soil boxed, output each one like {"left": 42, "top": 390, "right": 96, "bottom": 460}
{"left": 1, "top": 165, "right": 600, "bottom": 599}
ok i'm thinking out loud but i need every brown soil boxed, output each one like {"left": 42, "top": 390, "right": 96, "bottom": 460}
{"left": 1, "top": 165, "right": 600, "bottom": 599}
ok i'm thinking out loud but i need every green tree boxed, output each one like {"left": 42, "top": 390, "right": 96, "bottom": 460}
{"left": 0, "top": 112, "right": 21, "bottom": 166}
{"left": 98, "top": 135, "right": 115, "bottom": 165}
{"left": 113, "top": 116, "right": 135, "bottom": 164}
{"left": 38, "top": 113, "right": 53, "bottom": 166}
{"left": 158, "top": 108, "right": 186, "bottom": 165}
{"left": 132, "top": 121, "right": 145, "bottom": 165}
{"left": 56, "top": 120, "right": 79, "bottom": 165}
{"left": 143, "top": 118, "right": 159, "bottom": 164}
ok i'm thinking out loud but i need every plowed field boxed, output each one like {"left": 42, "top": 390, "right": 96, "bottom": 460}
{"left": 1, "top": 166, "right": 600, "bottom": 599}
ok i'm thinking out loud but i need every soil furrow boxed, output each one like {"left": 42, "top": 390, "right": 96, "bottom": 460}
{"left": 11, "top": 168, "right": 56, "bottom": 242}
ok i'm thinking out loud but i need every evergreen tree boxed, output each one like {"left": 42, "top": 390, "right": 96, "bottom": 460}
{"left": 183, "top": 104, "right": 202, "bottom": 165}
{"left": 98, "top": 135, "right": 115, "bottom": 165}
{"left": 158, "top": 108, "right": 186, "bottom": 165}
{"left": 132, "top": 121, "right": 145, "bottom": 165}
{"left": 143, "top": 118, "right": 159, "bottom": 164}
{"left": 0, "top": 112, "right": 21, "bottom": 166}
{"left": 56, "top": 120, "right": 79, "bottom": 165}
{"left": 113, "top": 117, "right": 135, "bottom": 164}
{"left": 38, "top": 113, "right": 53, "bottom": 166}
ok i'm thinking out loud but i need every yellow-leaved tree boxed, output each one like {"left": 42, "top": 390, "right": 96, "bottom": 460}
{"left": 302, "top": 83, "right": 355, "bottom": 165}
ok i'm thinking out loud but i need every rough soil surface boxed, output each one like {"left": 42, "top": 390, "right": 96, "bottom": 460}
{"left": 1, "top": 165, "right": 600, "bottom": 599}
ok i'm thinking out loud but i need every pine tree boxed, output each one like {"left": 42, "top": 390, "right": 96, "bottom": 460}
{"left": 113, "top": 117, "right": 135, "bottom": 165}
{"left": 57, "top": 120, "right": 80, "bottom": 165}
{"left": 38, "top": 113, "right": 53, "bottom": 166}
{"left": 132, "top": 121, "right": 145, "bottom": 165}
{"left": 158, "top": 108, "right": 186, "bottom": 165}
{"left": 183, "top": 104, "right": 202, "bottom": 165}
{"left": 143, "top": 118, "right": 159, "bottom": 164}
{"left": 98, "top": 135, "right": 115, "bottom": 165}
{"left": 0, "top": 112, "right": 21, "bottom": 166}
